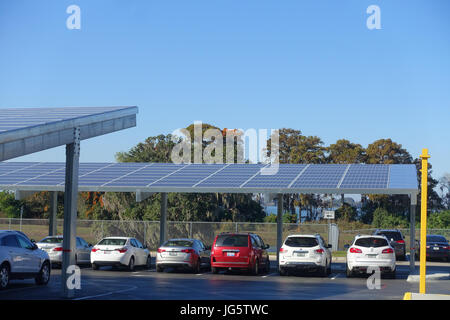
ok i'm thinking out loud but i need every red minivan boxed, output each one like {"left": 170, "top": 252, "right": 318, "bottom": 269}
{"left": 210, "top": 232, "right": 270, "bottom": 275}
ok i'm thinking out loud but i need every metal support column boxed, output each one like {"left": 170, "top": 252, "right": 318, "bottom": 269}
{"left": 409, "top": 193, "right": 417, "bottom": 274}
{"left": 49, "top": 191, "right": 58, "bottom": 236}
{"left": 276, "top": 194, "right": 283, "bottom": 267}
{"left": 61, "top": 128, "right": 80, "bottom": 299}
{"left": 159, "top": 192, "right": 168, "bottom": 246}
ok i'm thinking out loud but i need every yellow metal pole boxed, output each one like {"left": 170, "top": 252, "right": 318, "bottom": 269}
{"left": 419, "top": 149, "right": 430, "bottom": 294}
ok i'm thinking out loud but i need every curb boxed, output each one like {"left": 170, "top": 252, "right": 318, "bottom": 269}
{"left": 406, "top": 273, "right": 450, "bottom": 282}
{"left": 404, "top": 292, "right": 450, "bottom": 300}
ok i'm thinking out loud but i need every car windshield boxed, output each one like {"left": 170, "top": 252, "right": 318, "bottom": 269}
{"left": 163, "top": 240, "right": 193, "bottom": 247}
{"left": 285, "top": 237, "right": 318, "bottom": 247}
{"left": 215, "top": 234, "right": 248, "bottom": 247}
{"left": 355, "top": 237, "right": 388, "bottom": 248}
{"left": 39, "top": 237, "right": 63, "bottom": 243}
{"left": 377, "top": 232, "right": 402, "bottom": 241}
{"left": 427, "top": 236, "right": 447, "bottom": 243}
{"left": 98, "top": 238, "right": 127, "bottom": 246}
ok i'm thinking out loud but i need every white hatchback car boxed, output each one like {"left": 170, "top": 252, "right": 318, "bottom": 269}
{"left": 346, "top": 234, "right": 396, "bottom": 278}
{"left": 0, "top": 230, "right": 51, "bottom": 289}
{"left": 278, "top": 234, "right": 332, "bottom": 276}
{"left": 91, "top": 237, "right": 151, "bottom": 271}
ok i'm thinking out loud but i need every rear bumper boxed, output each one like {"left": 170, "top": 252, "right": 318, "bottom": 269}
{"left": 348, "top": 259, "right": 395, "bottom": 272}
{"left": 426, "top": 251, "right": 450, "bottom": 259}
{"left": 91, "top": 261, "right": 126, "bottom": 267}
{"left": 279, "top": 262, "right": 320, "bottom": 270}
{"left": 157, "top": 261, "right": 193, "bottom": 268}
{"left": 211, "top": 261, "right": 251, "bottom": 270}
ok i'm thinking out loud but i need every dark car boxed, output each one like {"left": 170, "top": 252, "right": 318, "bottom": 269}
{"left": 373, "top": 229, "right": 406, "bottom": 260}
{"left": 210, "top": 232, "right": 270, "bottom": 275}
{"left": 415, "top": 235, "right": 450, "bottom": 262}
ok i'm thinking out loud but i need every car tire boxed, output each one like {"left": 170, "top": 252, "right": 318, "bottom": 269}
{"left": 265, "top": 258, "right": 271, "bottom": 274}
{"left": 0, "top": 263, "right": 10, "bottom": 290}
{"left": 92, "top": 263, "right": 99, "bottom": 270}
{"left": 319, "top": 265, "right": 327, "bottom": 277}
{"left": 212, "top": 267, "right": 218, "bottom": 274}
{"left": 327, "top": 260, "right": 332, "bottom": 275}
{"left": 252, "top": 259, "right": 259, "bottom": 276}
{"left": 146, "top": 256, "right": 152, "bottom": 270}
{"left": 35, "top": 261, "right": 51, "bottom": 286}
{"left": 156, "top": 265, "right": 163, "bottom": 272}
{"left": 389, "top": 269, "right": 396, "bottom": 279}
{"left": 279, "top": 267, "right": 287, "bottom": 276}
{"left": 128, "top": 256, "right": 135, "bottom": 272}
{"left": 346, "top": 264, "right": 353, "bottom": 278}
{"left": 192, "top": 259, "right": 201, "bottom": 274}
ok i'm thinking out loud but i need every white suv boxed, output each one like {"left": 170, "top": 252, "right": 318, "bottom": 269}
{"left": 0, "top": 230, "right": 51, "bottom": 289}
{"left": 278, "top": 234, "right": 332, "bottom": 276}
{"left": 346, "top": 234, "right": 396, "bottom": 278}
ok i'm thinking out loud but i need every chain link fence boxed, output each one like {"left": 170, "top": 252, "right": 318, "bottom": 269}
{"left": 0, "top": 218, "right": 330, "bottom": 252}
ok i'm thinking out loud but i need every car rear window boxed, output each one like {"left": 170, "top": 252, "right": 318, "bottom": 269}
{"left": 377, "top": 231, "right": 402, "bottom": 241}
{"left": 98, "top": 238, "right": 127, "bottom": 246}
{"left": 427, "top": 236, "right": 447, "bottom": 243}
{"left": 39, "top": 237, "right": 63, "bottom": 243}
{"left": 355, "top": 237, "right": 389, "bottom": 248}
{"left": 163, "top": 240, "right": 193, "bottom": 247}
{"left": 285, "top": 237, "right": 318, "bottom": 247}
{"left": 215, "top": 234, "right": 249, "bottom": 247}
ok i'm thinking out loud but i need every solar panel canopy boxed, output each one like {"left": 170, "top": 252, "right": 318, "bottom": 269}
{"left": 0, "top": 107, "right": 138, "bottom": 161}
{"left": 0, "top": 162, "right": 419, "bottom": 195}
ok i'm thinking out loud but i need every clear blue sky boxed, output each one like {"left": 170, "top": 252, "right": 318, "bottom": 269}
{"left": 0, "top": 0, "right": 449, "bottom": 181}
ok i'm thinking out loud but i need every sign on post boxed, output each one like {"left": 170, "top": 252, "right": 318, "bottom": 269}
{"left": 323, "top": 210, "right": 335, "bottom": 220}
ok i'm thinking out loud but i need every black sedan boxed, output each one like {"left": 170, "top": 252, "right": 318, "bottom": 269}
{"left": 415, "top": 235, "right": 450, "bottom": 262}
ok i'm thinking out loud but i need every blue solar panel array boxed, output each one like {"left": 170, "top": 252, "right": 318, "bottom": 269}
{"left": 0, "top": 162, "right": 418, "bottom": 192}
{"left": 0, "top": 107, "right": 131, "bottom": 134}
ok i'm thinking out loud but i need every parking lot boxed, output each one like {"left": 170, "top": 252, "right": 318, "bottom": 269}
{"left": 1, "top": 258, "right": 449, "bottom": 300}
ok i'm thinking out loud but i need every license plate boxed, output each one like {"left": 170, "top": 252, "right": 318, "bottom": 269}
{"left": 433, "top": 247, "right": 439, "bottom": 251}
{"left": 295, "top": 253, "right": 306, "bottom": 257}
{"left": 367, "top": 254, "right": 377, "bottom": 258}
{"left": 226, "top": 252, "right": 235, "bottom": 257}
{"left": 103, "top": 251, "right": 110, "bottom": 254}
{"left": 169, "top": 252, "right": 177, "bottom": 256}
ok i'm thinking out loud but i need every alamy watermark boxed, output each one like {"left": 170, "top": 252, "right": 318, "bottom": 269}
{"left": 170, "top": 121, "right": 280, "bottom": 175}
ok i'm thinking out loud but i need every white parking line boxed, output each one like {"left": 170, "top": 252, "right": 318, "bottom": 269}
{"left": 262, "top": 273, "right": 278, "bottom": 278}
{"left": 74, "top": 286, "right": 138, "bottom": 300}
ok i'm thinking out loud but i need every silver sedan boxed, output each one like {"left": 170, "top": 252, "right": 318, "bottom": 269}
{"left": 156, "top": 238, "right": 211, "bottom": 273}
{"left": 36, "top": 235, "right": 92, "bottom": 267}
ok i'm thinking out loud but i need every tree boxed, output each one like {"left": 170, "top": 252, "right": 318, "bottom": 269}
{"left": 116, "top": 134, "right": 180, "bottom": 163}
{"left": 438, "top": 174, "right": 450, "bottom": 210}
{"left": 335, "top": 203, "right": 357, "bottom": 222}
{"left": 372, "top": 207, "right": 409, "bottom": 228}
{"left": 413, "top": 159, "right": 443, "bottom": 213}
{"left": 366, "top": 139, "right": 412, "bottom": 164}
{"left": 327, "top": 139, "right": 366, "bottom": 164}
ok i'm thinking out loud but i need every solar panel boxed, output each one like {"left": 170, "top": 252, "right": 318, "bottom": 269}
{"left": 339, "top": 164, "right": 389, "bottom": 189}
{"left": 0, "top": 162, "right": 418, "bottom": 194}
{"left": 291, "top": 164, "right": 348, "bottom": 189}
{"left": 242, "top": 164, "right": 308, "bottom": 188}
{"left": 0, "top": 107, "right": 129, "bottom": 133}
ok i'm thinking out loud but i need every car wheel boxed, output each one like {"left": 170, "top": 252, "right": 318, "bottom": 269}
{"left": 0, "top": 263, "right": 10, "bottom": 290}
{"left": 156, "top": 265, "right": 163, "bottom": 272}
{"left": 265, "top": 258, "right": 271, "bottom": 273}
{"left": 327, "top": 260, "right": 332, "bottom": 275}
{"left": 146, "top": 256, "right": 152, "bottom": 270}
{"left": 35, "top": 261, "right": 51, "bottom": 285}
{"left": 389, "top": 269, "right": 396, "bottom": 279}
{"left": 128, "top": 256, "right": 135, "bottom": 271}
{"left": 319, "top": 264, "right": 328, "bottom": 277}
{"left": 194, "top": 259, "right": 201, "bottom": 273}
{"left": 346, "top": 264, "right": 353, "bottom": 278}
{"left": 252, "top": 259, "right": 259, "bottom": 275}
{"left": 212, "top": 267, "right": 218, "bottom": 274}
{"left": 92, "top": 263, "right": 99, "bottom": 270}
{"left": 279, "top": 267, "right": 287, "bottom": 276}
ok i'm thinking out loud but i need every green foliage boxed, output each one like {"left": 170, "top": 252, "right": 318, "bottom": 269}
{"left": 427, "top": 210, "right": 450, "bottom": 229}
{"left": 372, "top": 207, "right": 409, "bottom": 228}
{"left": 335, "top": 203, "right": 357, "bottom": 222}
{"left": 263, "top": 212, "right": 297, "bottom": 223}
{"left": 0, "top": 191, "right": 22, "bottom": 218}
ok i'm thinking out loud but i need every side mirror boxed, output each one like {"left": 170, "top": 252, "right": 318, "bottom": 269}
{"left": 327, "top": 244, "right": 332, "bottom": 249}
{"left": 344, "top": 244, "right": 350, "bottom": 249}
{"left": 265, "top": 244, "right": 270, "bottom": 249}
{"left": 88, "top": 243, "right": 93, "bottom": 247}
{"left": 31, "top": 239, "right": 36, "bottom": 243}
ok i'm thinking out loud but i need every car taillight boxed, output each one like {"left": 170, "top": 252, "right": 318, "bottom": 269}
{"left": 116, "top": 248, "right": 127, "bottom": 253}
{"left": 315, "top": 248, "right": 324, "bottom": 254}
{"left": 426, "top": 246, "right": 430, "bottom": 249}
{"left": 444, "top": 246, "right": 450, "bottom": 250}
{"left": 181, "top": 249, "right": 195, "bottom": 254}
{"left": 157, "top": 248, "right": 165, "bottom": 253}
{"left": 396, "top": 240, "right": 405, "bottom": 244}
{"left": 349, "top": 247, "right": 362, "bottom": 253}
{"left": 382, "top": 248, "right": 394, "bottom": 254}
{"left": 53, "top": 247, "right": 63, "bottom": 252}
{"left": 91, "top": 248, "right": 99, "bottom": 252}
{"left": 279, "top": 248, "right": 285, "bottom": 252}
